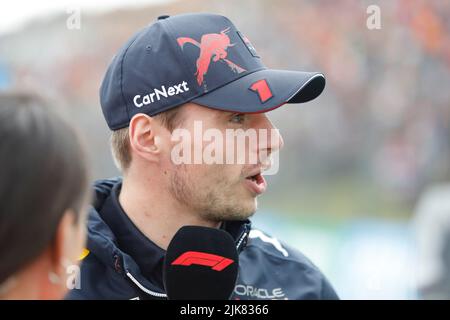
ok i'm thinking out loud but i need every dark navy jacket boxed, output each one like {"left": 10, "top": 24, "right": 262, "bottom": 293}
{"left": 67, "top": 178, "right": 339, "bottom": 300}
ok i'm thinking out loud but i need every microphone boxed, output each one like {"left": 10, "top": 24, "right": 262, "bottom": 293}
{"left": 163, "top": 225, "right": 239, "bottom": 300}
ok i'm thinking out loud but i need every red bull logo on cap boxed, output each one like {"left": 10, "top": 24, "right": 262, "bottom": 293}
{"left": 177, "top": 27, "right": 246, "bottom": 87}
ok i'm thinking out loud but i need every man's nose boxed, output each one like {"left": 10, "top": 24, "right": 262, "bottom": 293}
{"left": 258, "top": 114, "right": 284, "bottom": 153}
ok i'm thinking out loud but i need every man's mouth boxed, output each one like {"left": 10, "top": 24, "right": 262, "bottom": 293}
{"left": 244, "top": 171, "right": 267, "bottom": 195}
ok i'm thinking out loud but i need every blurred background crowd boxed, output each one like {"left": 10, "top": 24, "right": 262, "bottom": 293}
{"left": 1, "top": 0, "right": 449, "bottom": 299}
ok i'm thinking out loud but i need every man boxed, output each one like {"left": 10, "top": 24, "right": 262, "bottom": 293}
{"left": 68, "top": 13, "right": 338, "bottom": 300}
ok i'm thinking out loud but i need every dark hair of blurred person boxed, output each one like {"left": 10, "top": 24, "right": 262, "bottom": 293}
{"left": 0, "top": 92, "right": 90, "bottom": 299}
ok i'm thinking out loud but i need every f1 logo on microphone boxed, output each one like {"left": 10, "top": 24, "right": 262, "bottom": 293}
{"left": 171, "top": 251, "right": 234, "bottom": 271}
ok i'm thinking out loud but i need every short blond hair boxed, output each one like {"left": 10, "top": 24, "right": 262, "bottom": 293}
{"left": 110, "top": 107, "right": 182, "bottom": 171}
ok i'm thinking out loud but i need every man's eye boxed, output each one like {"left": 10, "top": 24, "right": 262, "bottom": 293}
{"left": 230, "top": 113, "right": 245, "bottom": 124}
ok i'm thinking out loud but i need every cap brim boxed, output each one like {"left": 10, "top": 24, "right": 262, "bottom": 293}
{"left": 192, "top": 69, "right": 325, "bottom": 113}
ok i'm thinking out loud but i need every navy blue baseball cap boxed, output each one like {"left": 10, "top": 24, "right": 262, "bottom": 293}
{"left": 100, "top": 13, "right": 325, "bottom": 130}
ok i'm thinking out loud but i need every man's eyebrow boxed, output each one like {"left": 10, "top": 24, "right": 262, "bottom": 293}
{"left": 216, "top": 110, "right": 235, "bottom": 118}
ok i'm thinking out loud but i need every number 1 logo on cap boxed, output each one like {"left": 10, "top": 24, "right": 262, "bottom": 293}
{"left": 249, "top": 79, "right": 273, "bottom": 103}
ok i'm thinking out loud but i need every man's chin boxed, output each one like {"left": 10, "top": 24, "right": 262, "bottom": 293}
{"left": 204, "top": 200, "right": 257, "bottom": 222}
{"left": 220, "top": 211, "right": 255, "bottom": 222}
{"left": 229, "top": 198, "right": 257, "bottom": 220}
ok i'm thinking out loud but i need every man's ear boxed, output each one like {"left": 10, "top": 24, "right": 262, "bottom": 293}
{"left": 129, "top": 113, "right": 162, "bottom": 163}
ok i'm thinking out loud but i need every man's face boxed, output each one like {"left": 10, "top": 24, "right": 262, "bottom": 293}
{"left": 163, "top": 103, "right": 284, "bottom": 222}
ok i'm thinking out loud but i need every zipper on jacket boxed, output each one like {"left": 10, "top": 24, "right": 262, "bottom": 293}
{"left": 126, "top": 271, "right": 167, "bottom": 299}
{"left": 236, "top": 224, "right": 251, "bottom": 252}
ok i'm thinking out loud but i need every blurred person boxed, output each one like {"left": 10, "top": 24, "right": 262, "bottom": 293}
{"left": 68, "top": 13, "right": 338, "bottom": 300}
{"left": 414, "top": 184, "right": 450, "bottom": 299}
{"left": 0, "top": 92, "right": 90, "bottom": 299}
